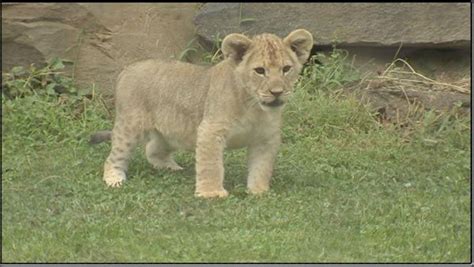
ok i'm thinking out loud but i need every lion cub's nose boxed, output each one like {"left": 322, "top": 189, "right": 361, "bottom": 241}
{"left": 270, "top": 88, "right": 283, "bottom": 97}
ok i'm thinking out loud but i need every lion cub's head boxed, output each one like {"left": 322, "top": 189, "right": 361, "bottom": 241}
{"left": 221, "top": 29, "right": 313, "bottom": 110}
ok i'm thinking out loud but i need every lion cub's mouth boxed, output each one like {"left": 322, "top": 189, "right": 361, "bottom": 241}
{"left": 261, "top": 99, "right": 285, "bottom": 107}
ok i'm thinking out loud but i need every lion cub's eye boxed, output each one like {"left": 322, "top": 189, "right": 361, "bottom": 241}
{"left": 254, "top": 67, "right": 266, "bottom": 75}
{"left": 282, "top": 65, "right": 292, "bottom": 74}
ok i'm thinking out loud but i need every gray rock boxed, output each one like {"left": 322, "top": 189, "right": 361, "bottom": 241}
{"left": 194, "top": 3, "right": 470, "bottom": 48}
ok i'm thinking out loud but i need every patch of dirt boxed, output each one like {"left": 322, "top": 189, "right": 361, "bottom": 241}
{"left": 343, "top": 58, "right": 470, "bottom": 125}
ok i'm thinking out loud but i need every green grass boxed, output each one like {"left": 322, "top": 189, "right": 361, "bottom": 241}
{"left": 2, "top": 53, "right": 470, "bottom": 263}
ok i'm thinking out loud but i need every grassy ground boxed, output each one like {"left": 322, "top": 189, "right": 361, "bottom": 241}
{"left": 2, "top": 54, "right": 471, "bottom": 263}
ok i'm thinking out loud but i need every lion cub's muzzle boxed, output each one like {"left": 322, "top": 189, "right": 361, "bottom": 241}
{"left": 261, "top": 98, "right": 285, "bottom": 107}
{"left": 259, "top": 89, "right": 290, "bottom": 108}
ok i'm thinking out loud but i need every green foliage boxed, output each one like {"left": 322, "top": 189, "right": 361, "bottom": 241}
{"left": 178, "top": 38, "right": 199, "bottom": 62}
{"left": 238, "top": 3, "right": 257, "bottom": 26}
{"left": 2, "top": 58, "right": 110, "bottom": 149}
{"left": 2, "top": 56, "right": 470, "bottom": 262}
{"left": 200, "top": 34, "right": 224, "bottom": 64}
{"left": 2, "top": 57, "right": 89, "bottom": 100}
{"left": 178, "top": 34, "right": 223, "bottom": 65}
{"left": 299, "top": 47, "right": 361, "bottom": 93}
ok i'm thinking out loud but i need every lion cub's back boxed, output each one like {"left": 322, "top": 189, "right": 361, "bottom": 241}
{"left": 117, "top": 59, "right": 210, "bottom": 98}
{"left": 114, "top": 59, "right": 212, "bottom": 149}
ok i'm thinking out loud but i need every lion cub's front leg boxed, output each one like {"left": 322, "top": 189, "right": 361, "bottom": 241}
{"left": 194, "top": 122, "right": 229, "bottom": 198}
{"left": 247, "top": 135, "right": 281, "bottom": 194}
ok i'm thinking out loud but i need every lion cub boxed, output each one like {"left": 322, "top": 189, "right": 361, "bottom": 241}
{"left": 90, "top": 29, "right": 313, "bottom": 198}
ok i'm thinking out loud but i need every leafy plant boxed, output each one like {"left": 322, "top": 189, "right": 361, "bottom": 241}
{"left": 2, "top": 57, "right": 89, "bottom": 100}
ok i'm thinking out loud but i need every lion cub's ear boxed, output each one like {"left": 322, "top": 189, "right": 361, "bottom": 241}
{"left": 221, "top": 33, "right": 252, "bottom": 63}
{"left": 284, "top": 29, "right": 314, "bottom": 64}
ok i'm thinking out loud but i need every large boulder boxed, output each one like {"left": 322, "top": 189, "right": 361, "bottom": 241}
{"left": 194, "top": 3, "right": 470, "bottom": 48}
{"left": 2, "top": 4, "right": 101, "bottom": 71}
{"left": 2, "top": 3, "right": 199, "bottom": 94}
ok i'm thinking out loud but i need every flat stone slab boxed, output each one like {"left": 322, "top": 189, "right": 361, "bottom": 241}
{"left": 194, "top": 3, "right": 470, "bottom": 48}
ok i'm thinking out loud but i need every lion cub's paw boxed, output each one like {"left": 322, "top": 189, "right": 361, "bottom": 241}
{"left": 166, "top": 164, "right": 184, "bottom": 171}
{"left": 195, "top": 189, "right": 229, "bottom": 198}
{"left": 247, "top": 186, "right": 269, "bottom": 195}
{"left": 160, "top": 161, "right": 184, "bottom": 171}
{"left": 151, "top": 160, "right": 183, "bottom": 171}
{"left": 104, "top": 172, "right": 126, "bottom": 188}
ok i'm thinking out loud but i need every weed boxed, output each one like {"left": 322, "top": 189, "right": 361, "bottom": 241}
{"left": 298, "top": 46, "right": 361, "bottom": 94}
{"left": 238, "top": 3, "right": 257, "bottom": 26}
{"left": 2, "top": 57, "right": 89, "bottom": 101}
{"left": 178, "top": 38, "right": 199, "bottom": 62}
{"left": 177, "top": 34, "right": 223, "bottom": 65}
{"left": 201, "top": 34, "right": 224, "bottom": 64}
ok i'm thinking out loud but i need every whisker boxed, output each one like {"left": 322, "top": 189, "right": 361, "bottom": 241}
{"left": 245, "top": 95, "right": 260, "bottom": 108}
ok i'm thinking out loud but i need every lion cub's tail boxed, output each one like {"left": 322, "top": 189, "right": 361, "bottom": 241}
{"left": 89, "top": 130, "right": 112, "bottom": 145}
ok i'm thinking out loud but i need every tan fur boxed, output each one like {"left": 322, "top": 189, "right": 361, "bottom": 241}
{"left": 96, "top": 29, "right": 313, "bottom": 198}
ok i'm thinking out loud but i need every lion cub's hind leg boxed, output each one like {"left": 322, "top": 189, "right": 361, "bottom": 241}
{"left": 103, "top": 121, "right": 141, "bottom": 187}
{"left": 145, "top": 130, "right": 183, "bottom": 171}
